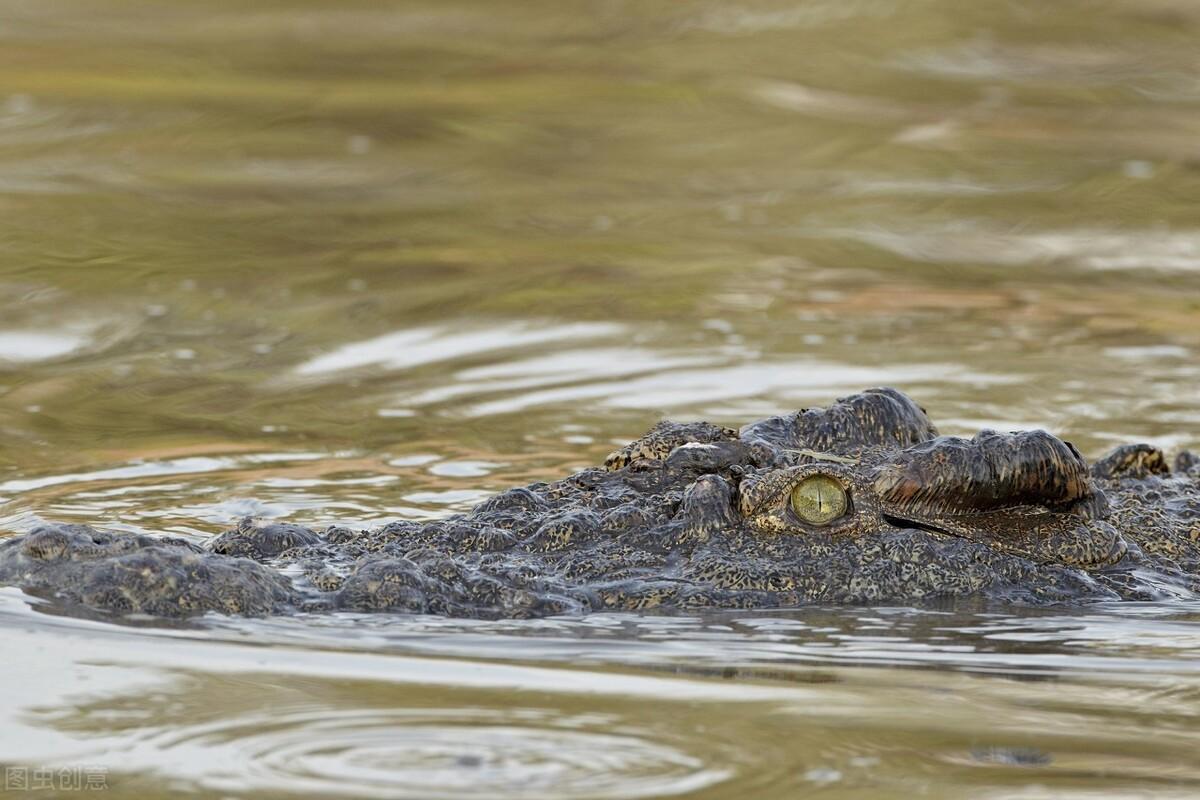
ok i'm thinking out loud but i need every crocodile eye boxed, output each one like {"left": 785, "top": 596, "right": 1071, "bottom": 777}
{"left": 790, "top": 474, "right": 848, "bottom": 526}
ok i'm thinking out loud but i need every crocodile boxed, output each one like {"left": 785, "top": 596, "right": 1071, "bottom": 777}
{"left": 1, "top": 387, "right": 1197, "bottom": 619}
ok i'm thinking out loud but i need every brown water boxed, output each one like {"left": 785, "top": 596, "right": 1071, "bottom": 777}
{"left": 1, "top": 0, "right": 1199, "bottom": 796}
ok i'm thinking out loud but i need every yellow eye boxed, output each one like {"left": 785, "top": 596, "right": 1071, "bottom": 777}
{"left": 790, "top": 474, "right": 848, "bottom": 525}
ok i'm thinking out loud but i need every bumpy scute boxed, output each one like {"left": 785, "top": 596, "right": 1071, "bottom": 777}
{"left": 208, "top": 518, "right": 323, "bottom": 560}
{"left": 741, "top": 387, "right": 938, "bottom": 456}
{"left": 605, "top": 420, "right": 738, "bottom": 470}
{"left": 873, "top": 430, "right": 1096, "bottom": 516}
{"left": 0, "top": 523, "right": 297, "bottom": 617}
{"left": 1092, "top": 443, "right": 1171, "bottom": 481}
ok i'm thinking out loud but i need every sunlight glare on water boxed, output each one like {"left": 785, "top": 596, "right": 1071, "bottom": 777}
{"left": 1, "top": 0, "right": 1200, "bottom": 796}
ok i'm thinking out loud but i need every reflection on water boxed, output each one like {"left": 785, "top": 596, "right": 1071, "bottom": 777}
{"left": 5, "top": 592, "right": 1200, "bottom": 798}
{"left": 1, "top": 0, "right": 1200, "bottom": 796}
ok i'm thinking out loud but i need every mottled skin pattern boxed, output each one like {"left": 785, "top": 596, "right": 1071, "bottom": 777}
{"left": 1, "top": 387, "right": 1198, "bottom": 619}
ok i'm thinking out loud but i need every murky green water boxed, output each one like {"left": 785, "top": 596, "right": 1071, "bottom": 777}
{"left": 1, "top": 0, "right": 1199, "bottom": 796}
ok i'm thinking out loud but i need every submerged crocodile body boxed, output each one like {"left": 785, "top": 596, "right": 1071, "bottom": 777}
{"left": 1, "top": 388, "right": 1198, "bottom": 619}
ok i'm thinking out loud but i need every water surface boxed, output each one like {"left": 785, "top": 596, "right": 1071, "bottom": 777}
{"left": 1, "top": 0, "right": 1199, "bottom": 796}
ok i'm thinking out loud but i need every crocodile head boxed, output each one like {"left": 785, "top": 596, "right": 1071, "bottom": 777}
{"left": 571, "top": 388, "right": 1129, "bottom": 609}
{"left": 1, "top": 387, "right": 1193, "bottom": 620}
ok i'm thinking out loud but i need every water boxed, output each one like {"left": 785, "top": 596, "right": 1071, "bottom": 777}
{"left": 1, "top": 0, "right": 1199, "bottom": 795}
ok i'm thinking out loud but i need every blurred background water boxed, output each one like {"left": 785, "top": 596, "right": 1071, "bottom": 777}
{"left": 1, "top": 0, "right": 1199, "bottom": 796}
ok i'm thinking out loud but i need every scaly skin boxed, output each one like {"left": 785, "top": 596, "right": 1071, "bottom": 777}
{"left": 1, "top": 387, "right": 1197, "bottom": 619}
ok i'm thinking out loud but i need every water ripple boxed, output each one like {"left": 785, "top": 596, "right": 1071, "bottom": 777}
{"left": 291, "top": 323, "right": 623, "bottom": 379}
{"left": 145, "top": 708, "right": 728, "bottom": 799}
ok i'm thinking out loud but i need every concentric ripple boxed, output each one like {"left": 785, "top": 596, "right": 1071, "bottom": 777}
{"left": 144, "top": 708, "right": 730, "bottom": 799}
